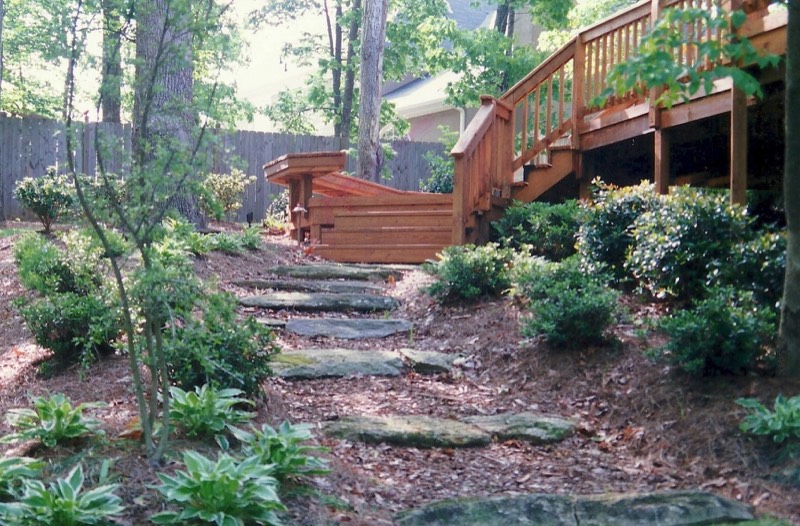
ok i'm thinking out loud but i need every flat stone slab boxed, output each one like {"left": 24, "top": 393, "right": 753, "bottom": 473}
{"left": 396, "top": 491, "right": 754, "bottom": 526}
{"left": 240, "top": 292, "right": 398, "bottom": 313}
{"left": 286, "top": 318, "right": 412, "bottom": 339}
{"left": 399, "top": 349, "right": 458, "bottom": 374}
{"left": 462, "top": 412, "right": 575, "bottom": 444}
{"left": 271, "top": 349, "right": 405, "bottom": 379}
{"left": 271, "top": 264, "right": 404, "bottom": 282}
{"left": 234, "top": 278, "right": 386, "bottom": 295}
{"left": 255, "top": 317, "right": 286, "bottom": 329}
{"left": 323, "top": 415, "right": 491, "bottom": 448}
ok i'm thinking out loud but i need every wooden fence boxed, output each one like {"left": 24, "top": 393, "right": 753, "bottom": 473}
{"left": 0, "top": 115, "right": 446, "bottom": 222}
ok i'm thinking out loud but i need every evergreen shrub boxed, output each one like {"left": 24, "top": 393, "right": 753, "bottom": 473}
{"left": 424, "top": 243, "right": 514, "bottom": 302}
{"left": 492, "top": 200, "right": 580, "bottom": 261}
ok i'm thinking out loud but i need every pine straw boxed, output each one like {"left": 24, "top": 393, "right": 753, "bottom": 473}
{"left": 0, "top": 230, "right": 798, "bottom": 525}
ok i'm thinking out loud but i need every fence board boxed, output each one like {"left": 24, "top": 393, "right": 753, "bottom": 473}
{"left": 0, "top": 115, "right": 449, "bottom": 222}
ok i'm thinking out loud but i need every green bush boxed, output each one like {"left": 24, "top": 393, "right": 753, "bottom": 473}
{"left": 264, "top": 190, "right": 289, "bottom": 228}
{"left": 151, "top": 451, "right": 285, "bottom": 526}
{"left": 13, "top": 167, "right": 74, "bottom": 233}
{"left": 169, "top": 385, "right": 255, "bottom": 439}
{"left": 0, "top": 457, "right": 43, "bottom": 501}
{"left": 0, "top": 465, "right": 124, "bottom": 525}
{"left": 577, "top": 179, "right": 660, "bottom": 280}
{"left": 231, "top": 421, "right": 330, "bottom": 481}
{"left": 420, "top": 127, "right": 458, "bottom": 194}
{"left": 658, "top": 287, "right": 776, "bottom": 375}
{"left": 737, "top": 395, "right": 800, "bottom": 444}
{"left": 1, "top": 394, "right": 105, "bottom": 448}
{"left": 515, "top": 256, "right": 620, "bottom": 348}
{"left": 424, "top": 243, "right": 515, "bottom": 302}
{"left": 199, "top": 169, "right": 256, "bottom": 220}
{"left": 164, "top": 292, "right": 278, "bottom": 395}
{"left": 13, "top": 234, "right": 76, "bottom": 295}
{"left": 626, "top": 188, "right": 754, "bottom": 299}
{"left": 492, "top": 200, "right": 580, "bottom": 261}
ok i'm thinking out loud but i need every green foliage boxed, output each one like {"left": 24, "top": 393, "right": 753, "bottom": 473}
{"left": 596, "top": 7, "right": 781, "bottom": 109}
{"left": 2, "top": 394, "right": 105, "bottom": 448}
{"left": 164, "top": 292, "right": 278, "bottom": 395}
{"left": 492, "top": 200, "right": 580, "bottom": 261}
{"left": 659, "top": 287, "right": 776, "bottom": 375}
{"left": 577, "top": 179, "right": 660, "bottom": 280}
{"left": 737, "top": 395, "right": 800, "bottom": 444}
{"left": 0, "top": 457, "right": 44, "bottom": 501}
{"left": 13, "top": 168, "right": 74, "bottom": 234}
{"left": 240, "top": 227, "right": 262, "bottom": 251}
{"left": 169, "top": 385, "right": 255, "bottom": 439}
{"left": 515, "top": 256, "right": 620, "bottom": 348}
{"left": 199, "top": 169, "right": 257, "bottom": 221}
{"left": 420, "top": 127, "right": 458, "bottom": 194}
{"left": 264, "top": 190, "right": 289, "bottom": 228}
{"left": 231, "top": 422, "right": 330, "bottom": 481}
{"left": 209, "top": 232, "right": 245, "bottom": 255}
{"left": 14, "top": 233, "right": 79, "bottom": 295}
{"left": 0, "top": 465, "right": 124, "bottom": 526}
{"left": 424, "top": 243, "right": 515, "bottom": 302}
{"left": 626, "top": 188, "right": 754, "bottom": 299}
{"left": 151, "top": 450, "right": 285, "bottom": 526}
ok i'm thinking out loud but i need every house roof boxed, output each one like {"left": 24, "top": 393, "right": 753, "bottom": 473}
{"left": 384, "top": 71, "right": 462, "bottom": 118}
{"left": 447, "top": 0, "right": 495, "bottom": 30}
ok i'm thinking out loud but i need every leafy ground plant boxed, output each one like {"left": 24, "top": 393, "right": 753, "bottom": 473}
{"left": 13, "top": 167, "right": 74, "bottom": 234}
{"left": 0, "top": 464, "right": 124, "bottom": 525}
{"left": 231, "top": 421, "right": 330, "bottom": 481}
{"left": 424, "top": 243, "right": 515, "bottom": 302}
{"left": 1, "top": 394, "right": 105, "bottom": 448}
{"left": 737, "top": 395, "right": 800, "bottom": 444}
{"left": 151, "top": 451, "right": 285, "bottom": 526}
{"left": 169, "top": 385, "right": 255, "bottom": 439}
{"left": 0, "top": 457, "right": 44, "bottom": 500}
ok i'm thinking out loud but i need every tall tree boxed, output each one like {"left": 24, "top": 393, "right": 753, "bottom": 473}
{"left": 778, "top": 0, "right": 799, "bottom": 376}
{"left": 101, "top": 0, "right": 124, "bottom": 123}
{"left": 356, "top": 0, "right": 387, "bottom": 182}
{"left": 0, "top": 0, "right": 5, "bottom": 110}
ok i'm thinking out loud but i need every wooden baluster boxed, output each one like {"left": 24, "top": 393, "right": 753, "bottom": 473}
{"left": 600, "top": 34, "right": 608, "bottom": 97}
{"left": 586, "top": 39, "right": 594, "bottom": 103}
{"left": 533, "top": 86, "right": 540, "bottom": 146}
{"left": 558, "top": 65, "right": 565, "bottom": 130}
{"left": 546, "top": 76, "right": 554, "bottom": 136}
{"left": 522, "top": 97, "right": 529, "bottom": 152}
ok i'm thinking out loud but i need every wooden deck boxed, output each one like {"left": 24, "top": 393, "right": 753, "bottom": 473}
{"left": 264, "top": 0, "right": 787, "bottom": 264}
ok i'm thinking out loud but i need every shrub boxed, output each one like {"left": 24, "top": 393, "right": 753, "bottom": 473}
{"left": 658, "top": 287, "right": 776, "bottom": 375}
{"left": 14, "top": 167, "right": 74, "bottom": 234}
{"left": 0, "top": 457, "right": 43, "bottom": 501}
{"left": 626, "top": 188, "right": 754, "bottom": 299}
{"left": 577, "top": 179, "right": 660, "bottom": 280}
{"left": 209, "top": 232, "right": 244, "bottom": 254}
{"left": 0, "top": 465, "right": 124, "bottom": 525}
{"left": 2, "top": 394, "right": 105, "bottom": 448}
{"left": 264, "top": 190, "right": 289, "bottom": 228}
{"left": 737, "top": 395, "right": 800, "bottom": 444}
{"left": 240, "top": 227, "right": 262, "bottom": 250}
{"left": 231, "top": 421, "right": 330, "bottom": 481}
{"left": 424, "top": 243, "right": 515, "bottom": 302}
{"left": 709, "top": 230, "right": 786, "bottom": 311}
{"left": 515, "top": 256, "right": 620, "bottom": 348}
{"left": 18, "top": 290, "right": 120, "bottom": 365}
{"left": 199, "top": 169, "right": 256, "bottom": 220}
{"left": 13, "top": 234, "right": 76, "bottom": 295}
{"left": 420, "top": 127, "right": 458, "bottom": 194}
{"left": 151, "top": 451, "right": 285, "bottom": 526}
{"left": 164, "top": 292, "right": 278, "bottom": 395}
{"left": 492, "top": 200, "right": 580, "bottom": 261}
{"left": 169, "top": 385, "right": 255, "bottom": 439}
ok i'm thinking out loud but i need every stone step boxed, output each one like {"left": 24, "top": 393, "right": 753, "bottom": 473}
{"left": 285, "top": 318, "right": 412, "bottom": 339}
{"left": 270, "top": 348, "right": 456, "bottom": 379}
{"left": 395, "top": 491, "right": 754, "bottom": 526}
{"left": 322, "top": 412, "right": 576, "bottom": 448}
{"left": 271, "top": 263, "right": 407, "bottom": 282}
{"left": 240, "top": 292, "right": 399, "bottom": 313}
{"left": 234, "top": 278, "right": 386, "bottom": 295}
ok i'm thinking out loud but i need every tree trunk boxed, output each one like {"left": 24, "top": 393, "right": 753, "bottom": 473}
{"left": 101, "top": 0, "right": 123, "bottom": 123}
{"left": 356, "top": 0, "right": 387, "bottom": 182}
{"left": 778, "top": 0, "right": 800, "bottom": 377}
{"left": 325, "top": 0, "right": 343, "bottom": 139}
{"left": 340, "top": 0, "right": 360, "bottom": 149}
{"left": 0, "top": 0, "right": 5, "bottom": 111}
{"left": 133, "top": 0, "right": 202, "bottom": 226}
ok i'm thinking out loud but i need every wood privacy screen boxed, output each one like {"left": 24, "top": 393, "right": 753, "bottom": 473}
{"left": 0, "top": 115, "right": 445, "bottom": 223}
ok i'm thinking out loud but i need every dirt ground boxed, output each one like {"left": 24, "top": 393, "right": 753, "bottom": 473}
{"left": 0, "top": 224, "right": 798, "bottom": 525}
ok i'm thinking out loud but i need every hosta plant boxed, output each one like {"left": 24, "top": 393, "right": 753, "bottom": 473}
{"left": 231, "top": 421, "right": 330, "bottom": 480}
{"left": 2, "top": 394, "right": 105, "bottom": 448}
{"left": 169, "top": 385, "right": 255, "bottom": 439}
{"left": 0, "top": 464, "right": 124, "bottom": 525}
{"left": 0, "top": 457, "right": 44, "bottom": 500}
{"left": 737, "top": 395, "right": 800, "bottom": 444}
{"left": 151, "top": 450, "right": 285, "bottom": 526}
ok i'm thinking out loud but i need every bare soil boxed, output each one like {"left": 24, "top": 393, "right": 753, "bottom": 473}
{"left": 0, "top": 224, "right": 798, "bottom": 525}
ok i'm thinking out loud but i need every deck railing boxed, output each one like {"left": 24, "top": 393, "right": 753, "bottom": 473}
{"left": 451, "top": 0, "right": 778, "bottom": 244}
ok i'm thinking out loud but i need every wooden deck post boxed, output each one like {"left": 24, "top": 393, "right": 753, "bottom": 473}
{"left": 654, "top": 128, "right": 670, "bottom": 195}
{"left": 730, "top": 87, "right": 748, "bottom": 205}
{"left": 572, "top": 34, "right": 586, "bottom": 151}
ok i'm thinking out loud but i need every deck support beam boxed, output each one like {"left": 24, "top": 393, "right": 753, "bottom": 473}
{"left": 730, "top": 88, "right": 748, "bottom": 206}
{"left": 654, "top": 128, "right": 670, "bottom": 195}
